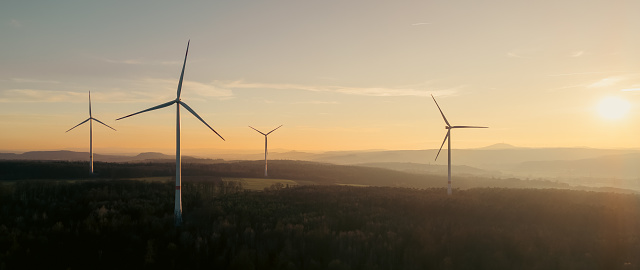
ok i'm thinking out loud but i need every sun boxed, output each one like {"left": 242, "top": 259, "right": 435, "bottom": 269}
{"left": 597, "top": 96, "right": 630, "bottom": 120}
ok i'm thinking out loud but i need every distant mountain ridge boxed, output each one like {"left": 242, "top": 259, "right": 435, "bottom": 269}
{"left": 477, "top": 143, "right": 521, "bottom": 150}
{"left": 2, "top": 146, "right": 640, "bottom": 185}
{"left": 0, "top": 151, "right": 200, "bottom": 162}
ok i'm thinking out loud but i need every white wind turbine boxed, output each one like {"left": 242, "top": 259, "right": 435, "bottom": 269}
{"left": 431, "top": 94, "right": 487, "bottom": 195}
{"left": 116, "top": 41, "right": 224, "bottom": 226}
{"left": 249, "top": 125, "right": 283, "bottom": 177}
{"left": 66, "top": 91, "right": 116, "bottom": 174}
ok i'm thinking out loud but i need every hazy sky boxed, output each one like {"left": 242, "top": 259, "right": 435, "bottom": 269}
{"left": 2, "top": 0, "right": 640, "bottom": 155}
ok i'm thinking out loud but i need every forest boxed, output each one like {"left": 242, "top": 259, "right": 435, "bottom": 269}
{"left": 1, "top": 177, "right": 640, "bottom": 269}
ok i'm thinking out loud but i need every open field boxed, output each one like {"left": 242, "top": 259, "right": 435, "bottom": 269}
{"left": 129, "top": 176, "right": 173, "bottom": 182}
{"left": 222, "top": 177, "right": 300, "bottom": 190}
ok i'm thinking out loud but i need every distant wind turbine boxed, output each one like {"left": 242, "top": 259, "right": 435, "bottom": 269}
{"left": 431, "top": 94, "right": 487, "bottom": 195}
{"left": 249, "top": 125, "right": 283, "bottom": 177}
{"left": 116, "top": 41, "right": 224, "bottom": 226}
{"left": 66, "top": 91, "right": 116, "bottom": 174}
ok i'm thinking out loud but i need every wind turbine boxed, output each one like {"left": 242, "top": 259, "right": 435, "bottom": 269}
{"left": 431, "top": 94, "right": 487, "bottom": 195}
{"left": 116, "top": 41, "right": 224, "bottom": 226}
{"left": 249, "top": 125, "right": 283, "bottom": 177}
{"left": 66, "top": 91, "right": 116, "bottom": 174}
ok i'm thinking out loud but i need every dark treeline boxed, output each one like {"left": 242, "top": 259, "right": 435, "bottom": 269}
{"left": 0, "top": 160, "right": 443, "bottom": 188}
{"left": 0, "top": 160, "right": 580, "bottom": 191}
{"left": 1, "top": 181, "right": 640, "bottom": 269}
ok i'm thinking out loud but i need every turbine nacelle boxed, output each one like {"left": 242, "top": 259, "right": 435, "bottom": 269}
{"left": 116, "top": 40, "right": 223, "bottom": 226}
{"left": 115, "top": 41, "right": 224, "bottom": 141}
{"left": 67, "top": 91, "right": 117, "bottom": 133}
{"left": 249, "top": 125, "right": 283, "bottom": 178}
{"left": 66, "top": 91, "right": 116, "bottom": 174}
{"left": 430, "top": 94, "right": 488, "bottom": 195}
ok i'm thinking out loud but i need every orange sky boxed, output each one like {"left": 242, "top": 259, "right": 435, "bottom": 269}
{"left": 2, "top": 1, "right": 640, "bottom": 155}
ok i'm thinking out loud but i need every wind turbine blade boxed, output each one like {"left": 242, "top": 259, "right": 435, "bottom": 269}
{"left": 431, "top": 94, "right": 451, "bottom": 127}
{"left": 180, "top": 101, "right": 225, "bottom": 141}
{"left": 266, "top": 125, "right": 283, "bottom": 135}
{"left": 66, "top": 118, "right": 90, "bottom": 132}
{"left": 451, "top": 126, "right": 488, "bottom": 129}
{"left": 92, "top": 118, "right": 117, "bottom": 131}
{"left": 176, "top": 40, "right": 189, "bottom": 99}
{"left": 116, "top": 100, "right": 176, "bottom": 120}
{"left": 89, "top": 91, "right": 92, "bottom": 117}
{"left": 435, "top": 130, "right": 450, "bottom": 161}
{"left": 249, "top": 126, "right": 266, "bottom": 136}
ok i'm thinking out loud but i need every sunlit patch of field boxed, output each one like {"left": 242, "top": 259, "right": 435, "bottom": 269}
{"left": 129, "top": 176, "right": 173, "bottom": 182}
{"left": 337, "top": 183, "right": 370, "bottom": 187}
{"left": 1, "top": 179, "right": 85, "bottom": 185}
{"left": 223, "top": 177, "right": 300, "bottom": 191}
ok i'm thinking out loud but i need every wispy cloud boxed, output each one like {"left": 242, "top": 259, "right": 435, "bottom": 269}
{"left": 127, "top": 78, "right": 234, "bottom": 101}
{"left": 621, "top": 88, "right": 640, "bottom": 92}
{"left": 88, "top": 55, "right": 180, "bottom": 66}
{"left": 0, "top": 79, "right": 233, "bottom": 103}
{"left": 0, "top": 79, "right": 458, "bottom": 102}
{"left": 0, "top": 89, "right": 149, "bottom": 103}
{"left": 506, "top": 51, "right": 529, "bottom": 59}
{"left": 219, "top": 80, "right": 458, "bottom": 97}
{"left": 9, "top": 78, "right": 61, "bottom": 84}
{"left": 570, "top": 51, "right": 585, "bottom": 57}
{"left": 0, "top": 89, "right": 82, "bottom": 103}
{"left": 548, "top": 71, "right": 622, "bottom": 77}
{"left": 99, "top": 57, "right": 143, "bottom": 65}
{"left": 293, "top": 101, "right": 340, "bottom": 105}
{"left": 10, "top": 19, "right": 21, "bottom": 28}
{"left": 411, "top": 22, "right": 432, "bottom": 26}
{"left": 587, "top": 76, "right": 625, "bottom": 88}
{"left": 548, "top": 84, "right": 585, "bottom": 92}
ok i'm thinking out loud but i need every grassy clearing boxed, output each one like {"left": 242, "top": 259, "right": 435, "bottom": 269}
{"left": 223, "top": 177, "right": 300, "bottom": 191}
{"left": 128, "top": 176, "right": 173, "bottom": 183}
{"left": 1, "top": 179, "right": 88, "bottom": 185}
{"left": 337, "top": 183, "right": 370, "bottom": 187}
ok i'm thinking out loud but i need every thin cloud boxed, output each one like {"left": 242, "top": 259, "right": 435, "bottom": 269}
{"left": 88, "top": 55, "right": 179, "bottom": 66}
{"left": 0, "top": 78, "right": 233, "bottom": 103}
{"left": 0, "top": 89, "right": 82, "bottom": 103}
{"left": 11, "top": 78, "right": 61, "bottom": 84}
{"left": 412, "top": 22, "right": 432, "bottom": 26}
{"left": 219, "top": 80, "right": 459, "bottom": 98}
{"left": 100, "top": 57, "right": 143, "bottom": 65}
{"left": 548, "top": 84, "right": 585, "bottom": 92}
{"left": 160, "top": 61, "right": 181, "bottom": 65}
{"left": 570, "top": 51, "right": 585, "bottom": 57}
{"left": 587, "top": 76, "right": 625, "bottom": 88}
{"left": 130, "top": 78, "right": 233, "bottom": 101}
{"left": 10, "top": 19, "right": 21, "bottom": 28}
{"left": 548, "top": 71, "right": 623, "bottom": 77}
{"left": 293, "top": 101, "right": 340, "bottom": 105}
{"left": 506, "top": 51, "right": 529, "bottom": 59}
{"left": 621, "top": 88, "right": 640, "bottom": 92}
{"left": 0, "top": 89, "right": 143, "bottom": 103}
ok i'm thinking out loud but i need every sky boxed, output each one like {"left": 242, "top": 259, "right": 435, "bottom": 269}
{"left": 2, "top": 0, "right": 640, "bottom": 156}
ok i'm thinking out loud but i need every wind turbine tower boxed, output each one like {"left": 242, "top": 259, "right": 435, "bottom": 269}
{"left": 116, "top": 41, "right": 225, "bottom": 226}
{"left": 249, "top": 125, "right": 283, "bottom": 177}
{"left": 431, "top": 94, "right": 487, "bottom": 195}
{"left": 66, "top": 91, "right": 116, "bottom": 174}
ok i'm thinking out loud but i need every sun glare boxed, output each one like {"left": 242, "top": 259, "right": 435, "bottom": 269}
{"left": 597, "top": 96, "right": 630, "bottom": 120}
